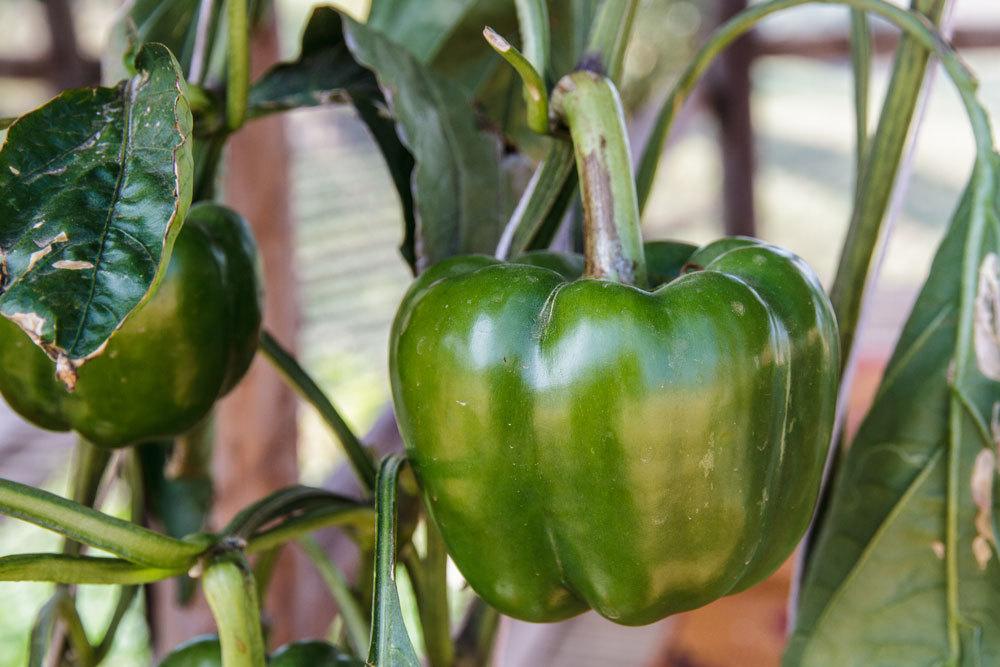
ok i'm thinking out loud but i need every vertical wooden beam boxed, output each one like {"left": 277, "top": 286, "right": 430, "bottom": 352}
{"left": 41, "top": 0, "right": 95, "bottom": 89}
{"left": 706, "top": 0, "right": 757, "bottom": 237}
{"left": 214, "top": 7, "right": 318, "bottom": 648}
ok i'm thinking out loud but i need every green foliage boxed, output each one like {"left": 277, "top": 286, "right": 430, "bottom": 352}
{"left": 368, "top": 456, "right": 420, "bottom": 667}
{"left": 787, "top": 155, "right": 1000, "bottom": 665}
{"left": 0, "top": 44, "right": 193, "bottom": 370}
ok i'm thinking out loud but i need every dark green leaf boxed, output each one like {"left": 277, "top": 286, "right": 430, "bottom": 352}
{"left": 787, "top": 154, "right": 1000, "bottom": 665}
{"left": 248, "top": 7, "right": 417, "bottom": 272}
{"left": 343, "top": 18, "right": 504, "bottom": 266}
{"left": 247, "top": 7, "right": 379, "bottom": 116}
{"left": 368, "top": 455, "right": 420, "bottom": 667}
{"left": 0, "top": 44, "right": 193, "bottom": 376}
{"left": 366, "top": 0, "right": 500, "bottom": 65}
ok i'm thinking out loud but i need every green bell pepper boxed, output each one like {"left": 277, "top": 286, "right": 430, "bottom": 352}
{"left": 389, "top": 70, "right": 839, "bottom": 625}
{"left": 0, "top": 202, "right": 262, "bottom": 448}
{"left": 270, "top": 641, "right": 365, "bottom": 666}
{"left": 159, "top": 637, "right": 363, "bottom": 667}
{"left": 159, "top": 635, "right": 222, "bottom": 667}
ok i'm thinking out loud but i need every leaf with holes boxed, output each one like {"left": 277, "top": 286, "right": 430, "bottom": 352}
{"left": 787, "top": 153, "right": 1000, "bottom": 666}
{"left": 0, "top": 43, "right": 193, "bottom": 386}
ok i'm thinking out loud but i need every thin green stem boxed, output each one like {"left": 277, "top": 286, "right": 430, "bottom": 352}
{"left": 298, "top": 537, "right": 370, "bottom": 657}
{"left": 259, "top": 330, "right": 377, "bottom": 492}
{"left": 403, "top": 521, "right": 453, "bottom": 667}
{"left": 831, "top": 0, "right": 946, "bottom": 366}
{"left": 636, "top": 0, "right": 992, "bottom": 218}
{"left": 245, "top": 504, "right": 375, "bottom": 554}
{"left": 64, "top": 439, "right": 112, "bottom": 557}
{"left": 584, "top": 0, "right": 640, "bottom": 83}
{"left": 0, "top": 478, "right": 211, "bottom": 568}
{"left": 551, "top": 71, "right": 647, "bottom": 286}
{"left": 225, "top": 0, "right": 249, "bottom": 130}
{"left": 495, "top": 140, "right": 575, "bottom": 259}
{"left": 203, "top": 550, "right": 267, "bottom": 667}
{"left": 224, "top": 485, "right": 361, "bottom": 539}
{"left": 484, "top": 27, "right": 549, "bottom": 134}
{"left": 93, "top": 585, "right": 140, "bottom": 663}
{"left": 0, "top": 554, "right": 182, "bottom": 584}
{"left": 56, "top": 592, "right": 95, "bottom": 667}
{"left": 849, "top": 9, "right": 872, "bottom": 182}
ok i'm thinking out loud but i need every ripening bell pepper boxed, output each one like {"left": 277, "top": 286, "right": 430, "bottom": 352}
{"left": 0, "top": 203, "right": 262, "bottom": 448}
{"left": 389, "top": 70, "right": 839, "bottom": 625}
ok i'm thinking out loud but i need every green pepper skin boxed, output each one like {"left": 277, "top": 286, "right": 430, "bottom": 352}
{"left": 159, "top": 635, "right": 222, "bottom": 667}
{"left": 269, "top": 641, "right": 365, "bottom": 666}
{"left": 0, "top": 203, "right": 262, "bottom": 448}
{"left": 390, "top": 238, "right": 838, "bottom": 625}
{"left": 158, "top": 637, "right": 362, "bottom": 666}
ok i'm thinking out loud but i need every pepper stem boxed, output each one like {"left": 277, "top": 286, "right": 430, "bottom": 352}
{"left": 551, "top": 71, "right": 647, "bottom": 287}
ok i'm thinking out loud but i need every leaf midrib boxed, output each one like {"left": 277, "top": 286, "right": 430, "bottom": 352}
{"left": 65, "top": 75, "right": 140, "bottom": 358}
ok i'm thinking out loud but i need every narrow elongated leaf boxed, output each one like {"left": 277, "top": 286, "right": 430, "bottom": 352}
{"left": 0, "top": 44, "right": 193, "bottom": 380}
{"left": 248, "top": 7, "right": 417, "bottom": 271}
{"left": 787, "top": 154, "right": 1000, "bottom": 665}
{"left": 368, "top": 455, "right": 420, "bottom": 667}
{"left": 343, "top": 18, "right": 504, "bottom": 267}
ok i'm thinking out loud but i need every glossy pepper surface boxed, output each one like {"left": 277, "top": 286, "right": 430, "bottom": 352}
{"left": 0, "top": 203, "right": 262, "bottom": 448}
{"left": 159, "top": 637, "right": 362, "bottom": 666}
{"left": 390, "top": 237, "right": 839, "bottom": 625}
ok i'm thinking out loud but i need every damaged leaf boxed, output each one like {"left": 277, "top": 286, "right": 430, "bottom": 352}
{"left": 0, "top": 44, "right": 193, "bottom": 381}
{"left": 787, "top": 154, "right": 1000, "bottom": 665}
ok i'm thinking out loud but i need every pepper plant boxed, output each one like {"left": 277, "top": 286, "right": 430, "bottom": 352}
{"left": 0, "top": 0, "right": 996, "bottom": 665}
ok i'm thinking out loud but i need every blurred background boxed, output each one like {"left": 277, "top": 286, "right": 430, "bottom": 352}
{"left": 0, "top": 0, "right": 998, "bottom": 665}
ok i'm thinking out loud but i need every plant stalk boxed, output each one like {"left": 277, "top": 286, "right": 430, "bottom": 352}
{"left": 830, "top": 0, "right": 947, "bottom": 367}
{"left": 203, "top": 550, "right": 267, "bottom": 667}
{"left": 551, "top": 71, "right": 647, "bottom": 287}
{"left": 259, "top": 330, "right": 377, "bottom": 492}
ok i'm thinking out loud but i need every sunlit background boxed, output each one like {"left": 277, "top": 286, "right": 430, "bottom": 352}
{"left": 0, "top": 0, "right": 998, "bottom": 664}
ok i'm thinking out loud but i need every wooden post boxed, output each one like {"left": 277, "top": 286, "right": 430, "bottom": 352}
{"left": 706, "top": 0, "right": 757, "bottom": 237}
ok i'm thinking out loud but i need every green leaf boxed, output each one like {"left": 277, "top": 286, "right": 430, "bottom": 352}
{"left": 248, "top": 7, "right": 378, "bottom": 115}
{"left": 0, "top": 43, "right": 194, "bottom": 378}
{"left": 787, "top": 154, "right": 1000, "bottom": 665}
{"left": 248, "top": 7, "right": 418, "bottom": 272}
{"left": 27, "top": 593, "right": 60, "bottom": 667}
{"left": 368, "top": 455, "right": 420, "bottom": 667}
{"left": 343, "top": 17, "right": 504, "bottom": 266}
{"left": 367, "top": 0, "right": 507, "bottom": 66}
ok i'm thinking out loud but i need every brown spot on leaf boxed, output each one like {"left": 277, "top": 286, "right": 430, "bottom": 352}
{"left": 975, "top": 253, "right": 1000, "bottom": 380}
{"left": 53, "top": 260, "right": 94, "bottom": 271}
{"left": 971, "top": 448, "right": 996, "bottom": 570}
{"left": 56, "top": 354, "right": 79, "bottom": 392}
